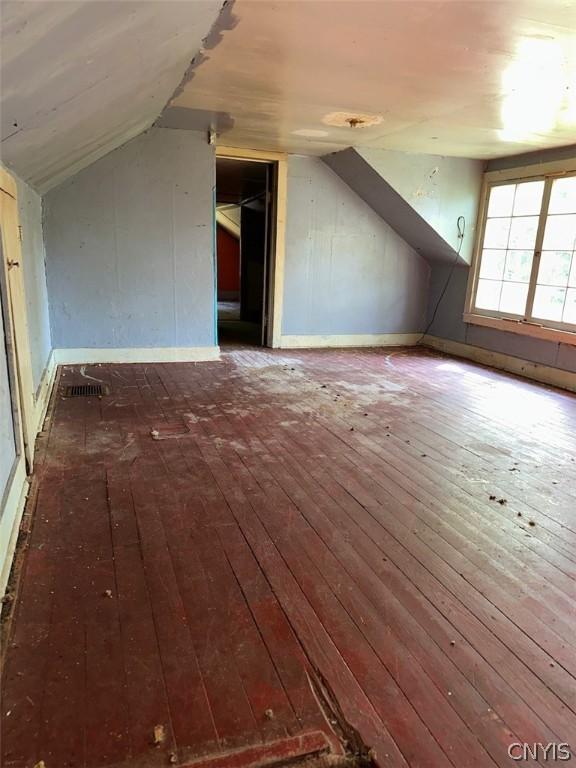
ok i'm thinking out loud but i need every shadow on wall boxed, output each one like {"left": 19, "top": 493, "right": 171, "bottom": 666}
{"left": 426, "top": 264, "right": 470, "bottom": 342}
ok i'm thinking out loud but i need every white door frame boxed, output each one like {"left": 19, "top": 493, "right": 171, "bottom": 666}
{"left": 0, "top": 167, "right": 37, "bottom": 594}
{"left": 215, "top": 146, "right": 287, "bottom": 348}
{"left": 0, "top": 168, "right": 36, "bottom": 467}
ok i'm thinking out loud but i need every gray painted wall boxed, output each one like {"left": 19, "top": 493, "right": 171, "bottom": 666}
{"left": 44, "top": 127, "right": 216, "bottom": 350}
{"left": 323, "top": 149, "right": 463, "bottom": 266}
{"left": 15, "top": 175, "right": 51, "bottom": 391}
{"left": 358, "top": 148, "right": 483, "bottom": 264}
{"left": 283, "top": 156, "right": 430, "bottom": 336}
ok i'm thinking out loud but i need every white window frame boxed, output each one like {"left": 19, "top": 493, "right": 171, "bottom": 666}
{"left": 465, "top": 157, "right": 576, "bottom": 347}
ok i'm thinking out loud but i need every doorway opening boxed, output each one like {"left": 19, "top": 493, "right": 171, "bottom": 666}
{"left": 215, "top": 157, "right": 276, "bottom": 347}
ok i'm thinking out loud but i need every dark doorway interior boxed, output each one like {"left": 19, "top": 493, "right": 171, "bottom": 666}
{"left": 216, "top": 158, "right": 272, "bottom": 346}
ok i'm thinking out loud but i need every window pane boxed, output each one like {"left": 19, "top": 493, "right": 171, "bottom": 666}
{"left": 475, "top": 279, "right": 501, "bottom": 310}
{"left": 508, "top": 216, "right": 539, "bottom": 249}
{"left": 542, "top": 214, "right": 576, "bottom": 250}
{"left": 479, "top": 177, "right": 576, "bottom": 329}
{"left": 500, "top": 282, "right": 528, "bottom": 315}
{"left": 487, "top": 184, "right": 515, "bottom": 217}
{"left": 479, "top": 249, "right": 505, "bottom": 280}
{"left": 512, "top": 180, "right": 545, "bottom": 216}
{"left": 563, "top": 289, "right": 576, "bottom": 324}
{"left": 484, "top": 218, "right": 511, "bottom": 248}
{"left": 537, "top": 251, "right": 572, "bottom": 287}
{"left": 548, "top": 177, "right": 576, "bottom": 215}
{"left": 504, "top": 250, "right": 533, "bottom": 282}
{"left": 532, "top": 285, "right": 566, "bottom": 321}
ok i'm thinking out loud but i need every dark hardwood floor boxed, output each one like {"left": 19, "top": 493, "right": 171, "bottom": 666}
{"left": 2, "top": 346, "right": 575, "bottom": 768}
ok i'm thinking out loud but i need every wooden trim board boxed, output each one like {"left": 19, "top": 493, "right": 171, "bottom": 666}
{"left": 0, "top": 167, "right": 17, "bottom": 199}
{"left": 463, "top": 312, "right": 576, "bottom": 347}
{"left": 54, "top": 346, "right": 221, "bottom": 365}
{"left": 0, "top": 459, "right": 28, "bottom": 596}
{"left": 1, "top": 183, "right": 36, "bottom": 465}
{"left": 279, "top": 333, "right": 422, "bottom": 349}
{"left": 33, "top": 350, "right": 57, "bottom": 434}
{"left": 216, "top": 146, "right": 287, "bottom": 163}
{"left": 421, "top": 334, "right": 576, "bottom": 393}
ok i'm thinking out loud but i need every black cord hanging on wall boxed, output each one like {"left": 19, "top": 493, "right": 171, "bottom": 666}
{"left": 419, "top": 215, "right": 466, "bottom": 343}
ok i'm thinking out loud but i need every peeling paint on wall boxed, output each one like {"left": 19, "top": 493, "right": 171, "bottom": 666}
{"left": 412, "top": 166, "right": 440, "bottom": 199}
{"left": 167, "top": 0, "right": 238, "bottom": 103}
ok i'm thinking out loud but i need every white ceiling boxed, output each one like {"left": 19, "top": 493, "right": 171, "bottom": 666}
{"left": 2, "top": 0, "right": 575, "bottom": 194}
{"left": 0, "top": 0, "right": 224, "bottom": 191}
{"left": 168, "top": 0, "right": 576, "bottom": 159}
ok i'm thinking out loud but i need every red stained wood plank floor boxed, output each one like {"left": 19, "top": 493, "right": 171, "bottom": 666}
{"left": 2, "top": 345, "right": 576, "bottom": 768}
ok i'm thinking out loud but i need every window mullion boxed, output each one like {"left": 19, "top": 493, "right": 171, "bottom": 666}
{"left": 469, "top": 180, "right": 490, "bottom": 313}
{"left": 524, "top": 177, "right": 553, "bottom": 321}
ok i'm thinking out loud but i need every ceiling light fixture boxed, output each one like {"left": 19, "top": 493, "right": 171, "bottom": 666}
{"left": 322, "top": 111, "right": 383, "bottom": 129}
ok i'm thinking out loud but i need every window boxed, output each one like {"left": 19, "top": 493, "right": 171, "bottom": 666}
{"left": 470, "top": 172, "right": 576, "bottom": 336}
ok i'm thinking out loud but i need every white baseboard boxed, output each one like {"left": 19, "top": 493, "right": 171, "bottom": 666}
{"left": 279, "top": 333, "right": 421, "bottom": 349}
{"left": 421, "top": 335, "right": 576, "bottom": 393}
{"left": 0, "top": 460, "right": 29, "bottom": 597}
{"left": 33, "top": 349, "right": 57, "bottom": 434}
{"left": 54, "top": 346, "right": 221, "bottom": 365}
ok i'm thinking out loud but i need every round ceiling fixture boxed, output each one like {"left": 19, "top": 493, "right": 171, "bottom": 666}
{"left": 322, "top": 111, "right": 383, "bottom": 129}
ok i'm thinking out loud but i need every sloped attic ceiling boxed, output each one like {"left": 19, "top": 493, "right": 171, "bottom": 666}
{"left": 0, "top": 0, "right": 225, "bottom": 192}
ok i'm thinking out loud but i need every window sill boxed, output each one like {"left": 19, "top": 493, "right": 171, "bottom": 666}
{"left": 463, "top": 313, "right": 576, "bottom": 347}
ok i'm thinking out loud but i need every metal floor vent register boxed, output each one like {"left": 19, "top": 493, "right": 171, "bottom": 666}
{"left": 63, "top": 384, "right": 107, "bottom": 398}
